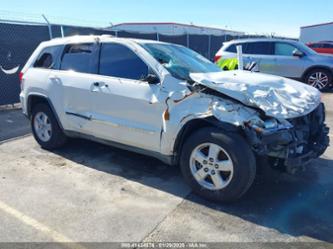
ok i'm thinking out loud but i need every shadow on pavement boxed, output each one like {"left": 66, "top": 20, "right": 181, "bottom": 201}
{"left": 189, "top": 157, "right": 333, "bottom": 243}
{"left": 53, "top": 138, "right": 333, "bottom": 243}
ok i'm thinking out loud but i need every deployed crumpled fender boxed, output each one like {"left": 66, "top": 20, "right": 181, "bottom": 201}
{"left": 160, "top": 89, "right": 264, "bottom": 155}
{"left": 190, "top": 70, "right": 321, "bottom": 119}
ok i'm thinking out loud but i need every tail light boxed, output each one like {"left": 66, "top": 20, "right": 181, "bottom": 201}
{"left": 214, "top": 55, "right": 221, "bottom": 63}
{"left": 19, "top": 72, "right": 24, "bottom": 90}
{"left": 19, "top": 72, "right": 23, "bottom": 82}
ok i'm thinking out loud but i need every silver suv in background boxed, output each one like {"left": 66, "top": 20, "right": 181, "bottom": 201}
{"left": 215, "top": 39, "right": 333, "bottom": 90}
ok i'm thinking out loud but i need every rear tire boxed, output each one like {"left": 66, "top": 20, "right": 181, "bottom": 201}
{"left": 31, "top": 103, "right": 67, "bottom": 150}
{"left": 304, "top": 68, "right": 332, "bottom": 91}
{"left": 180, "top": 127, "right": 256, "bottom": 203}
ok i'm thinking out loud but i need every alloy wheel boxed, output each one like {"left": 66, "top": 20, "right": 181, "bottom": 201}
{"left": 189, "top": 143, "right": 234, "bottom": 190}
{"left": 308, "top": 71, "right": 329, "bottom": 90}
{"left": 34, "top": 112, "right": 52, "bottom": 142}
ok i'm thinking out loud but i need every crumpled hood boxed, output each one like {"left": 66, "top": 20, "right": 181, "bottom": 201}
{"left": 190, "top": 70, "right": 321, "bottom": 119}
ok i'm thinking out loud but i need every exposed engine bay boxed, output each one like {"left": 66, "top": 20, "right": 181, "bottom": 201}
{"left": 244, "top": 103, "right": 329, "bottom": 173}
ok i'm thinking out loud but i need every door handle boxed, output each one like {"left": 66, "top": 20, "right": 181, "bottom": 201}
{"left": 93, "top": 82, "right": 108, "bottom": 88}
{"left": 49, "top": 75, "right": 60, "bottom": 80}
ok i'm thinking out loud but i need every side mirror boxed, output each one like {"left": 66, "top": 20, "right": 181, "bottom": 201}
{"left": 142, "top": 73, "right": 160, "bottom": 84}
{"left": 293, "top": 49, "right": 304, "bottom": 57}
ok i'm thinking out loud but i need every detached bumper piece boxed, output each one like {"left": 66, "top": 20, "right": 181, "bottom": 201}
{"left": 245, "top": 103, "right": 330, "bottom": 173}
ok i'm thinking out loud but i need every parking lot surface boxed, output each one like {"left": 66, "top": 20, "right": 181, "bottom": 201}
{"left": 0, "top": 108, "right": 30, "bottom": 142}
{"left": 0, "top": 94, "right": 332, "bottom": 246}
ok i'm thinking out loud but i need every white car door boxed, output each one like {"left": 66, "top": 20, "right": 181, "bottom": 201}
{"left": 88, "top": 42, "right": 167, "bottom": 152}
{"left": 53, "top": 43, "right": 99, "bottom": 133}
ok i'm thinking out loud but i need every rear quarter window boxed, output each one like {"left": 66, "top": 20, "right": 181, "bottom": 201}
{"left": 225, "top": 44, "right": 237, "bottom": 53}
{"left": 34, "top": 45, "right": 63, "bottom": 69}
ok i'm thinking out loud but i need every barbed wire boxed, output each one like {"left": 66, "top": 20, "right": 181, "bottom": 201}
{"left": 0, "top": 9, "right": 109, "bottom": 28}
{"left": 0, "top": 9, "right": 295, "bottom": 39}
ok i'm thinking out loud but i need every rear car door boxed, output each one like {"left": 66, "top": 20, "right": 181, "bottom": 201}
{"left": 272, "top": 42, "right": 306, "bottom": 78}
{"left": 53, "top": 43, "right": 99, "bottom": 133}
{"left": 241, "top": 42, "right": 275, "bottom": 73}
{"left": 88, "top": 42, "right": 165, "bottom": 152}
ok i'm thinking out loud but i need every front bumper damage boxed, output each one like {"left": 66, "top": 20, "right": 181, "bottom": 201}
{"left": 244, "top": 103, "right": 330, "bottom": 173}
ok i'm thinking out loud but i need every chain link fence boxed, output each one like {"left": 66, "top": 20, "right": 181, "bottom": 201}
{"left": 0, "top": 19, "right": 267, "bottom": 105}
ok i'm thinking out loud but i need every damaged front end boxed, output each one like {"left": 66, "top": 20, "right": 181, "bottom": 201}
{"left": 187, "top": 71, "right": 330, "bottom": 173}
{"left": 243, "top": 103, "right": 329, "bottom": 173}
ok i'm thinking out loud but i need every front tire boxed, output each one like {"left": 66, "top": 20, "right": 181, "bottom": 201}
{"left": 31, "top": 103, "right": 67, "bottom": 150}
{"left": 180, "top": 127, "right": 256, "bottom": 203}
{"left": 305, "top": 68, "right": 332, "bottom": 91}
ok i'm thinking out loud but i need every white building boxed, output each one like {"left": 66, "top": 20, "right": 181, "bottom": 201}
{"left": 108, "top": 22, "right": 244, "bottom": 36}
{"left": 300, "top": 22, "right": 333, "bottom": 43}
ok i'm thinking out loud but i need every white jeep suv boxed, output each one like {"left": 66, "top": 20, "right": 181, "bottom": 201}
{"left": 20, "top": 35, "right": 329, "bottom": 202}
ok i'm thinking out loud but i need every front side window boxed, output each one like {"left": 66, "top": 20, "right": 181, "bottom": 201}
{"left": 243, "top": 42, "right": 273, "bottom": 55}
{"left": 99, "top": 43, "right": 148, "bottom": 80}
{"left": 34, "top": 45, "right": 62, "bottom": 69}
{"left": 60, "top": 43, "right": 96, "bottom": 73}
{"left": 274, "top": 43, "right": 297, "bottom": 56}
{"left": 141, "top": 43, "right": 221, "bottom": 81}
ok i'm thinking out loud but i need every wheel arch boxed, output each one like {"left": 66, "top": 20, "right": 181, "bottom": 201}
{"left": 27, "top": 94, "right": 64, "bottom": 130}
{"left": 302, "top": 65, "right": 333, "bottom": 82}
{"left": 173, "top": 116, "right": 239, "bottom": 165}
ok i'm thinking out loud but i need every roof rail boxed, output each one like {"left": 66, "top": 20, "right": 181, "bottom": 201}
{"left": 100, "top": 34, "right": 114, "bottom": 37}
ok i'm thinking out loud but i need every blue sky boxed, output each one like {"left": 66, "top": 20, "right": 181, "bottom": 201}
{"left": 1, "top": 0, "right": 333, "bottom": 38}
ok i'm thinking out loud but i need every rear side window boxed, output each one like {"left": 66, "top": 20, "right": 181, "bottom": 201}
{"left": 34, "top": 45, "right": 62, "bottom": 69}
{"left": 243, "top": 42, "right": 273, "bottom": 55}
{"left": 99, "top": 43, "right": 148, "bottom": 80}
{"left": 60, "top": 43, "right": 96, "bottom": 73}
{"left": 274, "top": 43, "right": 297, "bottom": 56}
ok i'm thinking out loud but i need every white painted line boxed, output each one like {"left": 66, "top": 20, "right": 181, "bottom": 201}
{"left": 0, "top": 200, "right": 87, "bottom": 249}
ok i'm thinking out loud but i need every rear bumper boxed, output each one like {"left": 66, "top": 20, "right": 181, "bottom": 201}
{"left": 19, "top": 92, "right": 28, "bottom": 116}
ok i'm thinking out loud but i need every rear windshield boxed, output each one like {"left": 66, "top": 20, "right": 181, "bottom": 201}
{"left": 141, "top": 43, "right": 221, "bottom": 81}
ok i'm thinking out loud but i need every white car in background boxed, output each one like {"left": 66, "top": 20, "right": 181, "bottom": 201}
{"left": 20, "top": 35, "right": 329, "bottom": 202}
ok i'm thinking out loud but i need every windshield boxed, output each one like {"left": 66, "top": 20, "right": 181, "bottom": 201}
{"left": 141, "top": 43, "right": 221, "bottom": 81}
